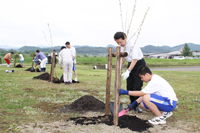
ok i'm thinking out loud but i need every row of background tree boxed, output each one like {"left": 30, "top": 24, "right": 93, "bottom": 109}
{"left": 0, "top": 43, "right": 199, "bottom": 57}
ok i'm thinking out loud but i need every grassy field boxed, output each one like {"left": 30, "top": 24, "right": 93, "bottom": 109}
{"left": 0, "top": 62, "right": 200, "bottom": 132}
{"left": 1, "top": 54, "right": 200, "bottom": 67}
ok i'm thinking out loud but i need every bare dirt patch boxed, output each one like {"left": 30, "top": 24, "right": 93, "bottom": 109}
{"left": 16, "top": 95, "right": 200, "bottom": 133}
{"left": 15, "top": 64, "right": 23, "bottom": 68}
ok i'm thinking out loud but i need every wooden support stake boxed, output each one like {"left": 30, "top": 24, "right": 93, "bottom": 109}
{"left": 49, "top": 52, "right": 55, "bottom": 82}
{"left": 112, "top": 52, "right": 128, "bottom": 57}
{"left": 14, "top": 54, "right": 17, "bottom": 67}
{"left": 113, "top": 46, "right": 121, "bottom": 125}
{"left": 105, "top": 47, "right": 113, "bottom": 115}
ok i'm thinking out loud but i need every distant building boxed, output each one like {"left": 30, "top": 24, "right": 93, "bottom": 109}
{"left": 144, "top": 50, "right": 200, "bottom": 59}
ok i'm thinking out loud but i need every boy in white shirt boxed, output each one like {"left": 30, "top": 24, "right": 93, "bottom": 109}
{"left": 119, "top": 65, "right": 178, "bottom": 125}
{"left": 19, "top": 53, "right": 24, "bottom": 67}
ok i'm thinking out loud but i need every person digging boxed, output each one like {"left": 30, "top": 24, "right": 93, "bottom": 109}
{"left": 118, "top": 65, "right": 178, "bottom": 125}
{"left": 4, "top": 52, "right": 14, "bottom": 67}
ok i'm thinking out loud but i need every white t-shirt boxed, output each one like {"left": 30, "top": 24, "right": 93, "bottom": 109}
{"left": 19, "top": 54, "right": 24, "bottom": 61}
{"left": 142, "top": 74, "right": 178, "bottom": 101}
{"left": 51, "top": 52, "right": 57, "bottom": 57}
{"left": 59, "top": 49, "right": 75, "bottom": 66}
{"left": 120, "top": 40, "right": 143, "bottom": 62}
{"left": 67, "top": 47, "right": 76, "bottom": 59}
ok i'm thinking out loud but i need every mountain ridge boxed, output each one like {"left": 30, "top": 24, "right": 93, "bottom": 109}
{"left": 1, "top": 43, "right": 200, "bottom": 55}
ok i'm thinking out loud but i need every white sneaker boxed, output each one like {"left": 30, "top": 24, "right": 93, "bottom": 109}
{"left": 148, "top": 116, "right": 166, "bottom": 125}
{"left": 162, "top": 112, "right": 173, "bottom": 119}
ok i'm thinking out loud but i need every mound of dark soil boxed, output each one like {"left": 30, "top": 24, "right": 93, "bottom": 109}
{"left": 68, "top": 115, "right": 152, "bottom": 132}
{"left": 60, "top": 74, "right": 80, "bottom": 83}
{"left": 15, "top": 64, "right": 23, "bottom": 68}
{"left": 33, "top": 73, "right": 61, "bottom": 83}
{"left": 25, "top": 67, "right": 31, "bottom": 71}
{"left": 60, "top": 95, "right": 105, "bottom": 113}
{"left": 25, "top": 67, "right": 35, "bottom": 72}
{"left": 33, "top": 72, "right": 50, "bottom": 80}
{"left": 35, "top": 68, "right": 40, "bottom": 72}
{"left": 63, "top": 95, "right": 152, "bottom": 132}
{"left": 52, "top": 77, "right": 60, "bottom": 83}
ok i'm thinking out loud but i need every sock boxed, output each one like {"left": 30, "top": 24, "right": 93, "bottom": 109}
{"left": 119, "top": 89, "right": 129, "bottom": 95}
{"left": 75, "top": 77, "right": 78, "bottom": 81}
{"left": 44, "top": 68, "right": 46, "bottom": 72}
{"left": 128, "top": 101, "right": 138, "bottom": 109}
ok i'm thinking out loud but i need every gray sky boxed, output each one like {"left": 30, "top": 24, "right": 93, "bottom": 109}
{"left": 0, "top": 0, "right": 200, "bottom": 48}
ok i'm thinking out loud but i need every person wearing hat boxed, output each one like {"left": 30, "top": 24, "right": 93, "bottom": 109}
{"left": 4, "top": 52, "right": 14, "bottom": 67}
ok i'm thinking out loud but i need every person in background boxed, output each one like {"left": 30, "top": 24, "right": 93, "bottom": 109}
{"left": 51, "top": 50, "right": 58, "bottom": 67}
{"left": 47, "top": 53, "right": 51, "bottom": 64}
{"left": 65, "top": 41, "right": 78, "bottom": 82}
{"left": 4, "top": 52, "right": 14, "bottom": 67}
{"left": 34, "top": 59, "right": 41, "bottom": 68}
{"left": 33, "top": 50, "right": 47, "bottom": 72}
{"left": 114, "top": 32, "right": 146, "bottom": 113}
{"left": 19, "top": 53, "right": 24, "bottom": 67}
{"left": 119, "top": 65, "right": 178, "bottom": 125}
{"left": 59, "top": 46, "right": 75, "bottom": 85}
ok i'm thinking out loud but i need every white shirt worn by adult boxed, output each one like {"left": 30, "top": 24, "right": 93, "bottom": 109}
{"left": 59, "top": 49, "right": 75, "bottom": 67}
{"left": 142, "top": 74, "right": 178, "bottom": 101}
{"left": 120, "top": 40, "right": 143, "bottom": 62}
{"left": 67, "top": 47, "right": 76, "bottom": 59}
{"left": 59, "top": 48, "right": 75, "bottom": 82}
{"left": 51, "top": 52, "right": 57, "bottom": 58}
{"left": 19, "top": 54, "right": 24, "bottom": 61}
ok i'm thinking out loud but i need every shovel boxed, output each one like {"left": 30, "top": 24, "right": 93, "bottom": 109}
{"left": 31, "top": 54, "right": 35, "bottom": 72}
{"left": 31, "top": 60, "right": 35, "bottom": 72}
{"left": 118, "top": 108, "right": 129, "bottom": 117}
{"left": 109, "top": 102, "right": 123, "bottom": 115}
{"left": 118, "top": 102, "right": 136, "bottom": 117}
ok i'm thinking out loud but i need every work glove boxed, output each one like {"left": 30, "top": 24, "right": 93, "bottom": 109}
{"left": 126, "top": 102, "right": 137, "bottom": 110}
{"left": 121, "top": 69, "right": 131, "bottom": 80}
{"left": 119, "top": 89, "right": 129, "bottom": 95}
{"left": 74, "top": 59, "right": 76, "bottom": 64}
{"left": 11, "top": 58, "right": 13, "bottom": 61}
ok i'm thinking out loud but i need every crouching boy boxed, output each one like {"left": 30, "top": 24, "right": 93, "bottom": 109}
{"left": 119, "top": 65, "right": 178, "bottom": 125}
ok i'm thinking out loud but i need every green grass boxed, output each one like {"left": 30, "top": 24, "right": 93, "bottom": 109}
{"left": 1, "top": 55, "right": 200, "bottom": 67}
{"left": 0, "top": 62, "right": 200, "bottom": 132}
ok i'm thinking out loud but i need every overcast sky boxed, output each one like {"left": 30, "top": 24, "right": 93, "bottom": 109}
{"left": 0, "top": 0, "right": 200, "bottom": 48}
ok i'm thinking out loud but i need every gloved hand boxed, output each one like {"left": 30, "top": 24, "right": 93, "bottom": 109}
{"left": 127, "top": 101, "right": 138, "bottom": 110}
{"left": 11, "top": 58, "right": 13, "bottom": 61}
{"left": 74, "top": 59, "right": 76, "bottom": 64}
{"left": 121, "top": 69, "right": 131, "bottom": 80}
{"left": 119, "top": 89, "right": 129, "bottom": 95}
